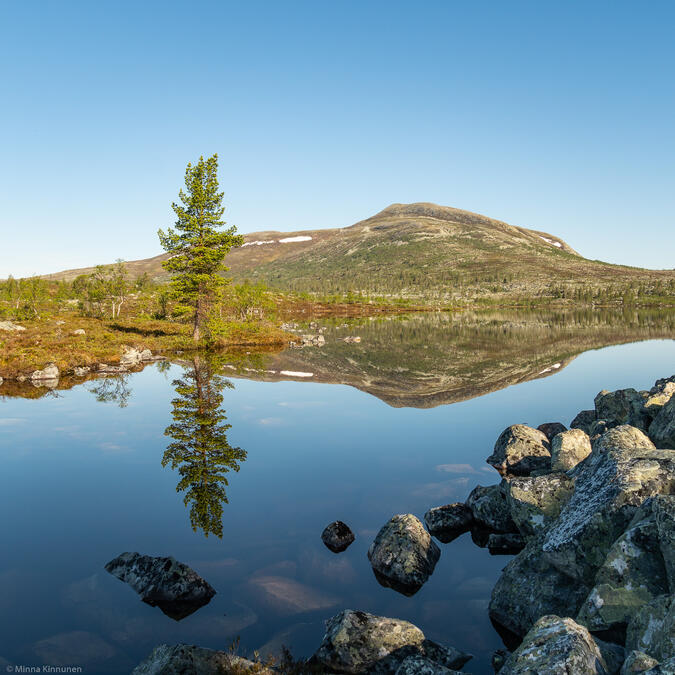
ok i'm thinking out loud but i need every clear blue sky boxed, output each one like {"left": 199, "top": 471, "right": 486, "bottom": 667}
{"left": 1, "top": 0, "right": 673, "bottom": 278}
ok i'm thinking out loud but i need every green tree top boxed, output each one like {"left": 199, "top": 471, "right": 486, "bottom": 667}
{"left": 158, "top": 154, "right": 243, "bottom": 341}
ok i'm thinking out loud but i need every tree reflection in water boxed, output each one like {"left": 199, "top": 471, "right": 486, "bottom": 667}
{"left": 162, "top": 355, "right": 246, "bottom": 538}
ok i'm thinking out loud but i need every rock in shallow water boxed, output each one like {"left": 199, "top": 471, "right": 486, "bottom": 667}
{"left": 571, "top": 409, "right": 597, "bottom": 435}
{"left": 367, "top": 514, "right": 440, "bottom": 596}
{"left": 310, "top": 609, "right": 471, "bottom": 674}
{"left": 322, "top": 520, "right": 356, "bottom": 553}
{"left": 595, "top": 388, "right": 650, "bottom": 431}
{"left": 467, "top": 482, "right": 517, "bottom": 534}
{"left": 131, "top": 643, "right": 271, "bottom": 674}
{"left": 487, "top": 532, "right": 526, "bottom": 555}
{"left": 104, "top": 552, "right": 216, "bottom": 620}
{"left": 423, "top": 503, "right": 473, "bottom": 543}
{"left": 487, "top": 424, "right": 551, "bottom": 476}
{"left": 499, "top": 615, "right": 615, "bottom": 675}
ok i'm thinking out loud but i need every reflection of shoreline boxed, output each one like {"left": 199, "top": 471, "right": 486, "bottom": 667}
{"left": 2, "top": 310, "right": 674, "bottom": 409}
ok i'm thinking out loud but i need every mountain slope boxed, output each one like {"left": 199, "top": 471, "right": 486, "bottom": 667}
{"left": 45, "top": 202, "right": 674, "bottom": 300}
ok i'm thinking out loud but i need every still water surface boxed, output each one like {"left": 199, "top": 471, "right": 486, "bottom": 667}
{"left": 1, "top": 311, "right": 673, "bottom": 673}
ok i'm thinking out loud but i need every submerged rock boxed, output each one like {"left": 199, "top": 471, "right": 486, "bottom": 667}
{"left": 595, "top": 388, "right": 650, "bottom": 431}
{"left": 486, "top": 425, "right": 551, "bottom": 476}
{"left": 104, "top": 552, "right": 216, "bottom": 620}
{"left": 551, "top": 428, "right": 592, "bottom": 471}
{"left": 131, "top": 644, "right": 271, "bottom": 674}
{"left": 394, "top": 654, "right": 459, "bottom": 674}
{"left": 367, "top": 515, "right": 440, "bottom": 596}
{"left": 499, "top": 615, "right": 614, "bottom": 675}
{"left": 571, "top": 409, "right": 597, "bottom": 435}
{"left": 467, "top": 483, "right": 517, "bottom": 534}
{"left": 506, "top": 473, "right": 574, "bottom": 539}
{"left": 577, "top": 499, "right": 669, "bottom": 641}
{"left": 310, "top": 609, "right": 471, "bottom": 674}
{"left": 423, "top": 503, "right": 473, "bottom": 543}
{"left": 537, "top": 422, "right": 567, "bottom": 441}
{"left": 542, "top": 426, "right": 675, "bottom": 583}
{"left": 322, "top": 521, "right": 355, "bottom": 553}
{"left": 649, "top": 397, "right": 675, "bottom": 450}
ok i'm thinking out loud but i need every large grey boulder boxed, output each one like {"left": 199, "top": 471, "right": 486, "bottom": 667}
{"left": 593, "top": 426, "right": 656, "bottom": 455}
{"left": 577, "top": 500, "right": 669, "bottom": 639}
{"left": 506, "top": 473, "right": 574, "bottom": 539}
{"left": 423, "top": 503, "right": 473, "bottom": 543}
{"left": 486, "top": 425, "right": 551, "bottom": 476}
{"left": 649, "top": 397, "right": 675, "bottom": 450}
{"left": 131, "top": 644, "right": 271, "bottom": 674}
{"left": 367, "top": 515, "right": 440, "bottom": 596}
{"left": 626, "top": 595, "right": 675, "bottom": 663}
{"left": 466, "top": 483, "right": 517, "bottom": 533}
{"left": 572, "top": 409, "right": 598, "bottom": 435}
{"left": 551, "top": 428, "right": 592, "bottom": 471}
{"left": 105, "top": 552, "right": 216, "bottom": 620}
{"left": 652, "top": 495, "right": 675, "bottom": 589}
{"left": 595, "top": 388, "right": 650, "bottom": 431}
{"left": 311, "top": 610, "right": 471, "bottom": 674}
{"left": 489, "top": 535, "right": 591, "bottom": 639}
{"left": 542, "top": 426, "right": 675, "bottom": 582}
{"left": 499, "top": 615, "right": 615, "bottom": 675}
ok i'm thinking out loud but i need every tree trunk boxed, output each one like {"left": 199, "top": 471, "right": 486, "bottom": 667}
{"left": 193, "top": 297, "right": 201, "bottom": 342}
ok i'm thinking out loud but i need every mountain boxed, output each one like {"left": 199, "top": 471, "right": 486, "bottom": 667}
{"left": 45, "top": 203, "right": 674, "bottom": 300}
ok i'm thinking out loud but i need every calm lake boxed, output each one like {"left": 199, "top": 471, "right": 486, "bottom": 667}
{"left": 1, "top": 310, "right": 674, "bottom": 674}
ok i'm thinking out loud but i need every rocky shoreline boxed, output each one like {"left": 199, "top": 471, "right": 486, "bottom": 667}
{"left": 121, "top": 374, "right": 675, "bottom": 673}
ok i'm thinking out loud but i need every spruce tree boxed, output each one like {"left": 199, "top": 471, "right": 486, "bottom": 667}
{"left": 158, "top": 154, "right": 243, "bottom": 341}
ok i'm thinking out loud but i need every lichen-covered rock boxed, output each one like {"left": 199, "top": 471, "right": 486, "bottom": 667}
{"left": 542, "top": 427, "right": 675, "bottom": 582}
{"left": 466, "top": 483, "right": 517, "bottom": 534}
{"left": 537, "top": 422, "right": 568, "bottom": 441}
{"left": 423, "top": 503, "right": 473, "bottom": 543}
{"left": 120, "top": 347, "right": 143, "bottom": 367}
{"left": 367, "top": 515, "right": 440, "bottom": 596}
{"left": 131, "top": 643, "right": 271, "bottom": 674}
{"left": 489, "top": 535, "right": 591, "bottom": 639}
{"left": 311, "top": 610, "right": 471, "bottom": 674}
{"left": 621, "top": 650, "right": 660, "bottom": 674}
{"left": 551, "top": 428, "right": 592, "bottom": 471}
{"left": 499, "top": 615, "right": 613, "bottom": 675}
{"left": 73, "top": 366, "right": 90, "bottom": 377}
{"left": 593, "top": 426, "right": 656, "bottom": 455}
{"left": 626, "top": 595, "right": 675, "bottom": 663}
{"left": 572, "top": 409, "right": 597, "bottom": 435}
{"left": 591, "top": 419, "right": 614, "bottom": 442}
{"left": 643, "top": 656, "right": 675, "bottom": 674}
{"left": 487, "top": 532, "right": 526, "bottom": 555}
{"left": 577, "top": 500, "right": 669, "bottom": 639}
{"left": 394, "top": 655, "right": 459, "bottom": 674}
{"left": 652, "top": 495, "right": 675, "bottom": 590}
{"left": 595, "top": 388, "right": 650, "bottom": 431}
{"left": 105, "top": 552, "right": 216, "bottom": 620}
{"left": 322, "top": 521, "right": 355, "bottom": 553}
{"left": 487, "top": 425, "right": 551, "bottom": 476}
{"left": 649, "top": 397, "right": 675, "bottom": 450}
{"left": 506, "top": 473, "right": 574, "bottom": 539}
{"left": 644, "top": 376, "right": 675, "bottom": 420}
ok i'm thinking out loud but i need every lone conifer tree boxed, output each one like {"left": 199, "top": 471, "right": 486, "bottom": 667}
{"left": 158, "top": 154, "right": 243, "bottom": 341}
